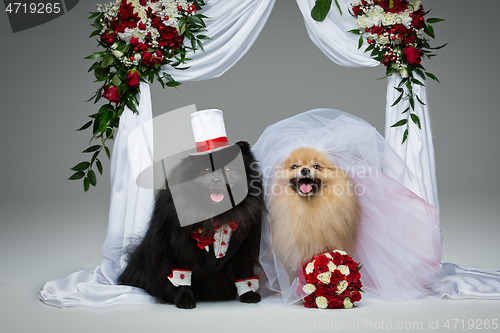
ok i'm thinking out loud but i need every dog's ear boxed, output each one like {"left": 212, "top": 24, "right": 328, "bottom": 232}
{"left": 235, "top": 141, "right": 251, "bottom": 154}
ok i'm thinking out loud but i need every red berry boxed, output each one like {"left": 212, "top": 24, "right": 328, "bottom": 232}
{"left": 391, "top": 36, "right": 396, "bottom": 40}
{"left": 367, "top": 39, "right": 372, "bottom": 44}
{"left": 365, "top": 28, "right": 370, "bottom": 32}
{"left": 134, "top": 47, "right": 138, "bottom": 51}
{"left": 180, "top": 274, "right": 185, "bottom": 279}
{"left": 165, "top": 15, "right": 169, "bottom": 20}
{"left": 177, "top": 5, "right": 182, "bottom": 10}
{"left": 409, "top": 13, "right": 413, "bottom": 17}
{"left": 130, "top": 56, "right": 134, "bottom": 60}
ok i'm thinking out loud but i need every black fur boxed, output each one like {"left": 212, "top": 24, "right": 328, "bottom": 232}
{"left": 118, "top": 141, "right": 264, "bottom": 308}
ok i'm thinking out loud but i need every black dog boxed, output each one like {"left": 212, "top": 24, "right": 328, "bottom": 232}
{"left": 118, "top": 141, "right": 264, "bottom": 309}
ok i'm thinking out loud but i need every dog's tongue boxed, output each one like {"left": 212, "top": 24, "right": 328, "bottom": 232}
{"left": 300, "top": 183, "right": 313, "bottom": 194}
{"left": 210, "top": 191, "right": 224, "bottom": 202}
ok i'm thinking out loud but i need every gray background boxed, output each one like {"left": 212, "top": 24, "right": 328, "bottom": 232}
{"left": 1, "top": 1, "right": 499, "bottom": 332}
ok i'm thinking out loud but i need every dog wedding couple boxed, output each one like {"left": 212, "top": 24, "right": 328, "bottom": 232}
{"left": 117, "top": 108, "right": 442, "bottom": 308}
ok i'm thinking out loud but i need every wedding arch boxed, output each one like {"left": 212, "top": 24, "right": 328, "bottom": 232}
{"left": 38, "top": 0, "right": 498, "bottom": 308}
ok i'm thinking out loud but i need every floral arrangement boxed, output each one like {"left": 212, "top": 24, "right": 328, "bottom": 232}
{"left": 311, "top": 0, "right": 445, "bottom": 144}
{"left": 300, "top": 250, "right": 363, "bottom": 309}
{"left": 70, "top": 0, "right": 208, "bottom": 191}
{"left": 349, "top": 0, "right": 445, "bottom": 143}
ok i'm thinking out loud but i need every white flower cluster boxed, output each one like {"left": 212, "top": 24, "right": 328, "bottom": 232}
{"left": 357, "top": 5, "right": 413, "bottom": 31}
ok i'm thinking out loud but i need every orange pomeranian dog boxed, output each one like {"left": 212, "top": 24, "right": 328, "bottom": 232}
{"left": 269, "top": 148, "right": 361, "bottom": 273}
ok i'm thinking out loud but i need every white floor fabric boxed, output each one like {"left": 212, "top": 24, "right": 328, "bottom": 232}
{"left": 1, "top": 191, "right": 499, "bottom": 333}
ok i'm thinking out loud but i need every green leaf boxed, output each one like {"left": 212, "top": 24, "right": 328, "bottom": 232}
{"left": 391, "top": 92, "right": 404, "bottom": 107}
{"left": 416, "top": 94, "right": 426, "bottom": 106}
{"left": 197, "top": 39, "right": 205, "bottom": 52}
{"left": 358, "top": 35, "right": 363, "bottom": 49}
{"left": 410, "top": 113, "right": 422, "bottom": 129}
{"left": 334, "top": 0, "right": 342, "bottom": 15}
{"left": 426, "top": 18, "right": 445, "bottom": 24}
{"left": 104, "top": 146, "right": 111, "bottom": 159}
{"left": 401, "top": 106, "right": 410, "bottom": 114}
{"left": 82, "top": 145, "right": 101, "bottom": 153}
{"left": 89, "top": 30, "right": 100, "bottom": 38}
{"left": 112, "top": 74, "right": 122, "bottom": 87}
{"left": 429, "top": 42, "right": 448, "bottom": 50}
{"left": 85, "top": 51, "right": 106, "bottom": 60}
{"left": 409, "top": 96, "right": 415, "bottom": 110}
{"left": 411, "top": 78, "right": 425, "bottom": 86}
{"left": 424, "top": 24, "right": 435, "bottom": 39}
{"left": 77, "top": 121, "right": 92, "bottom": 131}
{"left": 88, "top": 12, "right": 100, "bottom": 19}
{"left": 401, "top": 128, "right": 409, "bottom": 144}
{"left": 84, "top": 177, "right": 90, "bottom": 192}
{"left": 71, "top": 162, "right": 90, "bottom": 172}
{"left": 196, "top": 34, "right": 211, "bottom": 40}
{"left": 91, "top": 151, "right": 99, "bottom": 165}
{"left": 190, "top": 15, "right": 206, "bottom": 27}
{"left": 311, "top": 0, "right": 332, "bottom": 22}
{"left": 391, "top": 119, "right": 408, "bottom": 128}
{"left": 426, "top": 72, "right": 440, "bottom": 83}
{"left": 88, "top": 170, "right": 97, "bottom": 187}
{"left": 68, "top": 171, "right": 85, "bottom": 180}
{"left": 96, "top": 159, "right": 103, "bottom": 175}
{"left": 166, "top": 81, "right": 182, "bottom": 88}
{"left": 348, "top": 29, "right": 361, "bottom": 35}
{"left": 94, "top": 66, "right": 110, "bottom": 79}
{"left": 102, "top": 55, "right": 115, "bottom": 68}
{"left": 394, "top": 87, "right": 404, "bottom": 93}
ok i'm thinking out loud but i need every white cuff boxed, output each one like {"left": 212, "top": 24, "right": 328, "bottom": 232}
{"left": 235, "top": 277, "right": 259, "bottom": 296}
{"left": 167, "top": 269, "right": 192, "bottom": 287}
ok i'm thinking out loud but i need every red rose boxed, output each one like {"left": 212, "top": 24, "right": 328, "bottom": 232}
{"left": 314, "top": 255, "right": 328, "bottom": 269}
{"left": 141, "top": 52, "right": 153, "bottom": 66}
{"left": 130, "top": 36, "right": 139, "bottom": 46}
{"left": 102, "top": 85, "right": 120, "bottom": 104}
{"left": 100, "top": 30, "right": 116, "bottom": 46}
{"left": 350, "top": 290, "right": 362, "bottom": 302}
{"left": 126, "top": 70, "right": 140, "bottom": 88}
{"left": 138, "top": 22, "right": 147, "bottom": 31}
{"left": 402, "top": 33, "right": 416, "bottom": 45}
{"left": 328, "top": 296, "right": 343, "bottom": 309}
{"left": 404, "top": 46, "right": 421, "bottom": 67}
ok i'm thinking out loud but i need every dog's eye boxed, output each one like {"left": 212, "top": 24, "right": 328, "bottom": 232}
{"left": 290, "top": 165, "right": 298, "bottom": 170}
{"left": 224, "top": 167, "right": 232, "bottom": 174}
{"left": 313, "top": 164, "right": 321, "bottom": 170}
{"left": 203, "top": 168, "right": 211, "bottom": 174}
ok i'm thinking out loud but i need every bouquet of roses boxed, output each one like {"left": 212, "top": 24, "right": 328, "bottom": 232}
{"left": 349, "top": 0, "right": 445, "bottom": 143}
{"left": 300, "top": 250, "right": 363, "bottom": 309}
{"left": 70, "top": 0, "right": 208, "bottom": 191}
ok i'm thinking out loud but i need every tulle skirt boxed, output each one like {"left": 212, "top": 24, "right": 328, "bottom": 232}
{"left": 251, "top": 109, "right": 442, "bottom": 304}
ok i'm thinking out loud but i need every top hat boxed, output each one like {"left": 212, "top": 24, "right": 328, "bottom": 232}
{"left": 190, "top": 109, "right": 230, "bottom": 155}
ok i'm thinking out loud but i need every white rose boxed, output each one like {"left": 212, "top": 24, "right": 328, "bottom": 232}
{"left": 317, "top": 272, "right": 332, "bottom": 284}
{"left": 325, "top": 253, "right": 333, "bottom": 259}
{"left": 327, "top": 262, "right": 337, "bottom": 272}
{"left": 343, "top": 297, "right": 353, "bottom": 309}
{"left": 382, "top": 12, "right": 397, "bottom": 26}
{"left": 305, "top": 262, "right": 315, "bottom": 275}
{"left": 411, "top": 0, "right": 421, "bottom": 11}
{"left": 134, "top": 53, "right": 141, "bottom": 61}
{"left": 336, "top": 280, "right": 348, "bottom": 294}
{"left": 357, "top": 16, "right": 370, "bottom": 29}
{"left": 112, "top": 50, "right": 124, "bottom": 59}
{"left": 400, "top": 68, "right": 409, "bottom": 78}
{"left": 315, "top": 296, "right": 328, "bottom": 309}
{"left": 351, "top": 0, "right": 361, "bottom": 6}
{"left": 378, "top": 36, "right": 390, "bottom": 45}
{"left": 302, "top": 284, "right": 316, "bottom": 295}
{"left": 333, "top": 249, "right": 347, "bottom": 255}
{"left": 338, "top": 265, "right": 350, "bottom": 276}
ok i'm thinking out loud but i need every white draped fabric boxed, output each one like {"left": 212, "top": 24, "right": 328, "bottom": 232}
{"left": 296, "top": 0, "right": 438, "bottom": 209}
{"left": 37, "top": 0, "right": 500, "bottom": 308}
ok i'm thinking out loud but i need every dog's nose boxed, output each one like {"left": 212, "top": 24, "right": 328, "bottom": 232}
{"left": 212, "top": 177, "right": 222, "bottom": 186}
{"left": 301, "top": 168, "right": 310, "bottom": 176}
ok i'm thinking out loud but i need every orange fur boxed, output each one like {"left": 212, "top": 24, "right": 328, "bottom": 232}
{"left": 269, "top": 148, "right": 360, "bottom": 271}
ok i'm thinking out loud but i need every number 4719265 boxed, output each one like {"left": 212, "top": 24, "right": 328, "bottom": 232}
{"left": 5, "top": 2, "right": 62, "bottom": 14}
